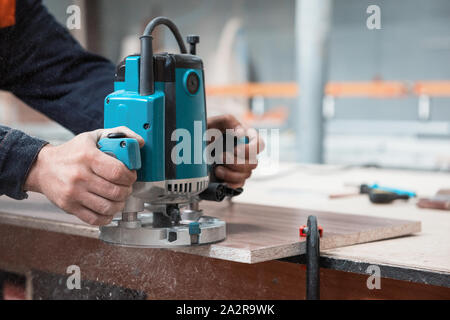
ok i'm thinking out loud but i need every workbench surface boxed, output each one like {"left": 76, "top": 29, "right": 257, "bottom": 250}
{"left": 238, "top": 164, "right": 450, "bottom": 285}
{"left": 0, "top": 164, "right": 449, "bottom": 288}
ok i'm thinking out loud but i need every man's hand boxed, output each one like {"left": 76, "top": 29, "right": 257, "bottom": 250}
{"left": 24, "top": 127, "right": 144, "bottom": 226}
{"left": 207, "top": 115, "right": 264, "bottom": 189}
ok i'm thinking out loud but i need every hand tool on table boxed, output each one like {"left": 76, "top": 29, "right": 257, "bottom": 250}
{"left": 364, "top": 183, "right": 416, "bottom": 197}
{"left": 362, "top": 184, "right": 415, "bottom": 204}
{"left": 367, "top": 188, "right": 411, "bottom": 204}
{"left": 331, "top": 183, "right": 416, "bottom": 204}
{"left": 97, "top": 17, "right": 244, "bottom": 247}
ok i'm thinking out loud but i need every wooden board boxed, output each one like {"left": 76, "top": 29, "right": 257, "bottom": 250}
{"left": 238, "top": 164, "right": 450, "bottom": 273}
{"left": 0, "top": 193, "right": 420, "bottom": 264}
{"left": 177, "top": 202, "right": 420, "bottom": 263}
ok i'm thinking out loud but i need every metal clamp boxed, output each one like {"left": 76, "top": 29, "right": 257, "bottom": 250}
{"left": 304, "top": 215, "right": 320, "bottom": 300}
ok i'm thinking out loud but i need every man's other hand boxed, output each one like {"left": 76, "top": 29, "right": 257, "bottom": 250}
{"left": 207, "top": 115, "right": 265, "bottom": 189}
{"left": 24, "top": 127, "right": 144, "bottom": 226}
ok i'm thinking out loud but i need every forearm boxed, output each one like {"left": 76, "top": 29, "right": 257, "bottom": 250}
{"left": 0, "top": 0, "right": 115, "bottom": 134}
{"left": 0, "top": 125, "right": 48, "bottom": 200}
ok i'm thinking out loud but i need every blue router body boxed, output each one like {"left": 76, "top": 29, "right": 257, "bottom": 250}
{"left": 101, "top": 53, "right": 207, "bottom": 183}
{"left": 97, "top": 17, "right": 240, "bottom": 248}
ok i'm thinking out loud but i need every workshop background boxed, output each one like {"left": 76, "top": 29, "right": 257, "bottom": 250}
{"left": 1, "top": 0, "right": 449, "bottom": 171}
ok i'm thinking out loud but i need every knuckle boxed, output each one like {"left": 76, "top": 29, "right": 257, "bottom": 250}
{"left": 83, "top": 150, "right": 95, "bottom": 162}
{"left": 111, "top": 186, "right": 128, "bottom": 200}
{"left": 102, "top": 217, "right": 113, "bottom": 226}
{"left": 73, "top": 149, "right": 82, "bottom": 159}
{"left": 110, "top": 164, "right": 124, "bottom": 181}
{"left": 57, "top": 196, "right": 70, "bottom": 211}
{"left": 109, "top": 185, "right": 121, "bottom": 199}
{"left": 64, "top": 184, "right": 77, "bottom": 198}
{"left": 86, "top": 215, "right": 100, "bottom": 226}
{"left": 123, "top": 170, "right": 137, "bottom": 185}
{"left": 115, "top": 201, "right": 126, "bottom": 212}
{"left": 98, "top": 200, "right": 112, "bottom": 215}
{"left": 88, "top": 153, "right": 98, "bottom": 168}
{"left": 70, "top": 169, "right": 84, "bottom": 184}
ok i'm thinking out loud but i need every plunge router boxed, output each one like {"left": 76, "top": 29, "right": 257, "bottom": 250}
{"left": 97, "top": 17, "right": 241, "bottom": 247}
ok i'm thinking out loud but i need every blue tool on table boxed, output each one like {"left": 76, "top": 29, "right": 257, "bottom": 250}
{"left": 360, "top": 183, "right": 416, "bottom": 204}
{"left": 368, "top": 184, "right": 416, "bottom": 197}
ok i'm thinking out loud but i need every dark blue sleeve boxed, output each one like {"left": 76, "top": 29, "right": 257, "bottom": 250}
{"left": 0, "top": 125, "right": 48, "bottom": 200}
{"left": 0, "top": 0, "right": 115, "bottom": 134}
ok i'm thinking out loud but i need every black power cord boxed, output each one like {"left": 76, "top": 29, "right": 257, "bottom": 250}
{"left": 143, "top": 17, "right": 187, "bottom": 53}
{"left": 139, "top": 17, "right": 187, "bottom": 96}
